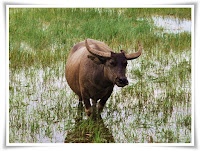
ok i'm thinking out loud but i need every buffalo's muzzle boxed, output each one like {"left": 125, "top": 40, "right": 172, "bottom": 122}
{"left": 116, "top": 77, "right": 129, "bottom": 87}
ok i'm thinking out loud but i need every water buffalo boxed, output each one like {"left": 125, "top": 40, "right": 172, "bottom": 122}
{"left": 65, "top": 39, "right": 142, "bottom": 116}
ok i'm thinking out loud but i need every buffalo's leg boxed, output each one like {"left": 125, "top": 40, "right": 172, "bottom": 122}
{"left": 92, "top": 99, "right": 97, "bottom": 107}
{"left": 76, "top": 98, "right": 84, "bottom": 124}
{"left": 91, "top": 99, "right": 98, "bottom": 119}
{"left": 79, "top": 96, "right": 82, "bottom": 102}
{"left": 98, "top": 90, "right": 113, "bottom": 113}
{"left": 83, "top": 98, "right": 93, "bottom": 116}
{"left": 78, "top": 97, "right": 84, "bottom": 112}
{"left": 98, "top": 98, "right": 107, "bottom": 112}
{"left": 80, "top": 88, "right": 93, "bottom": 116}
{"left": 78, "top": 97, "right": 83, "bottom": 107}
{"left": 98, "top": 96, "right": 110, "bottom": 112}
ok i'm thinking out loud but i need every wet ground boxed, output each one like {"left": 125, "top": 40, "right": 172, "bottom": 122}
{"left": 9, "top": 16, "right": 192, "bottom": 143}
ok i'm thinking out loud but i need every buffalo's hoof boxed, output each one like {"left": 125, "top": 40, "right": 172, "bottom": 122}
{"left": 85, "top": 107, "right": 93, "bottom": 116}
{"left": 97, "top": 102, "right": 104, "bottom": 112}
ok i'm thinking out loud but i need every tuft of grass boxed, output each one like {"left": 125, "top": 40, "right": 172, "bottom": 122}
{"left": 65, "top": 115, "right": 114, "bottom": 143}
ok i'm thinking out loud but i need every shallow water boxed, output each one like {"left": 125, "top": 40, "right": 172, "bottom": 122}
{"left": 9, "top": 16, "right": 191, "bottom": 143}
{"left": 152, "top": 16, "right": 191, "bottom": 33}
{"left": 9, "top": 47, "right": 191, "bottom": 143}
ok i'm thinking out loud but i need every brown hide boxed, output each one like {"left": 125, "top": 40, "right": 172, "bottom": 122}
{"left": 65, "top": 39, "right": 141, "bottom": 116}
{"left": 65, "top": 39, "right": 114, "bottom": 100}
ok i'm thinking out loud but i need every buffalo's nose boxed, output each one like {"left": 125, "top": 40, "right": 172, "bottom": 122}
{"left": 118, "top": 77, "right": 129, "bottom": 85}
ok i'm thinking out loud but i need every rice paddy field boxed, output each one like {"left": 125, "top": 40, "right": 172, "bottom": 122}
{"left": 9, "top": 8, "right": 192, "bottom": 143}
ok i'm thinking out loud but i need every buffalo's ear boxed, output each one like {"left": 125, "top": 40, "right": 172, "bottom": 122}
{"left": 87, "top": 54, "right": 107, "bottom": 65}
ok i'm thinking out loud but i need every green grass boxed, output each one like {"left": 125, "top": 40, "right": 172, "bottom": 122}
{"left": 64, "top": 109, "right": 114, "bottom": 143}
{"left": 9, "top": 8, "right": 191, "bottom": 143}
{"left": 9, "top": 8, "right": 191, "bottom": 69}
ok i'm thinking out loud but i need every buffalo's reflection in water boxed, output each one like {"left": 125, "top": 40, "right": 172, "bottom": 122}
{"left": 65, "top": 102, "right": 114, "bottom": 143}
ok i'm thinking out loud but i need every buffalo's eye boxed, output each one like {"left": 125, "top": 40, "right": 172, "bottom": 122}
{"left": 109, "top": 60, "right": 116, "bottom": 66}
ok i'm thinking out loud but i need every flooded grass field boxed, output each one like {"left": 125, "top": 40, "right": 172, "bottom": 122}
{"left": 9, "top": 8, "right": 192, "bottom": 143}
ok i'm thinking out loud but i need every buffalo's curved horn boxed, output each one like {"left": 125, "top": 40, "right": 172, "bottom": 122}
{"left": 124, "top": 41, "right": 142, "bottom": 60}
{"left": 85, "top": 39, "right": 111, "bottom": 58}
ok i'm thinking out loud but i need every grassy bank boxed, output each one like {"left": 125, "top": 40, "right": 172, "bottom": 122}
{"left": 9, "top": 8, "right": 191, "bottom": 143}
